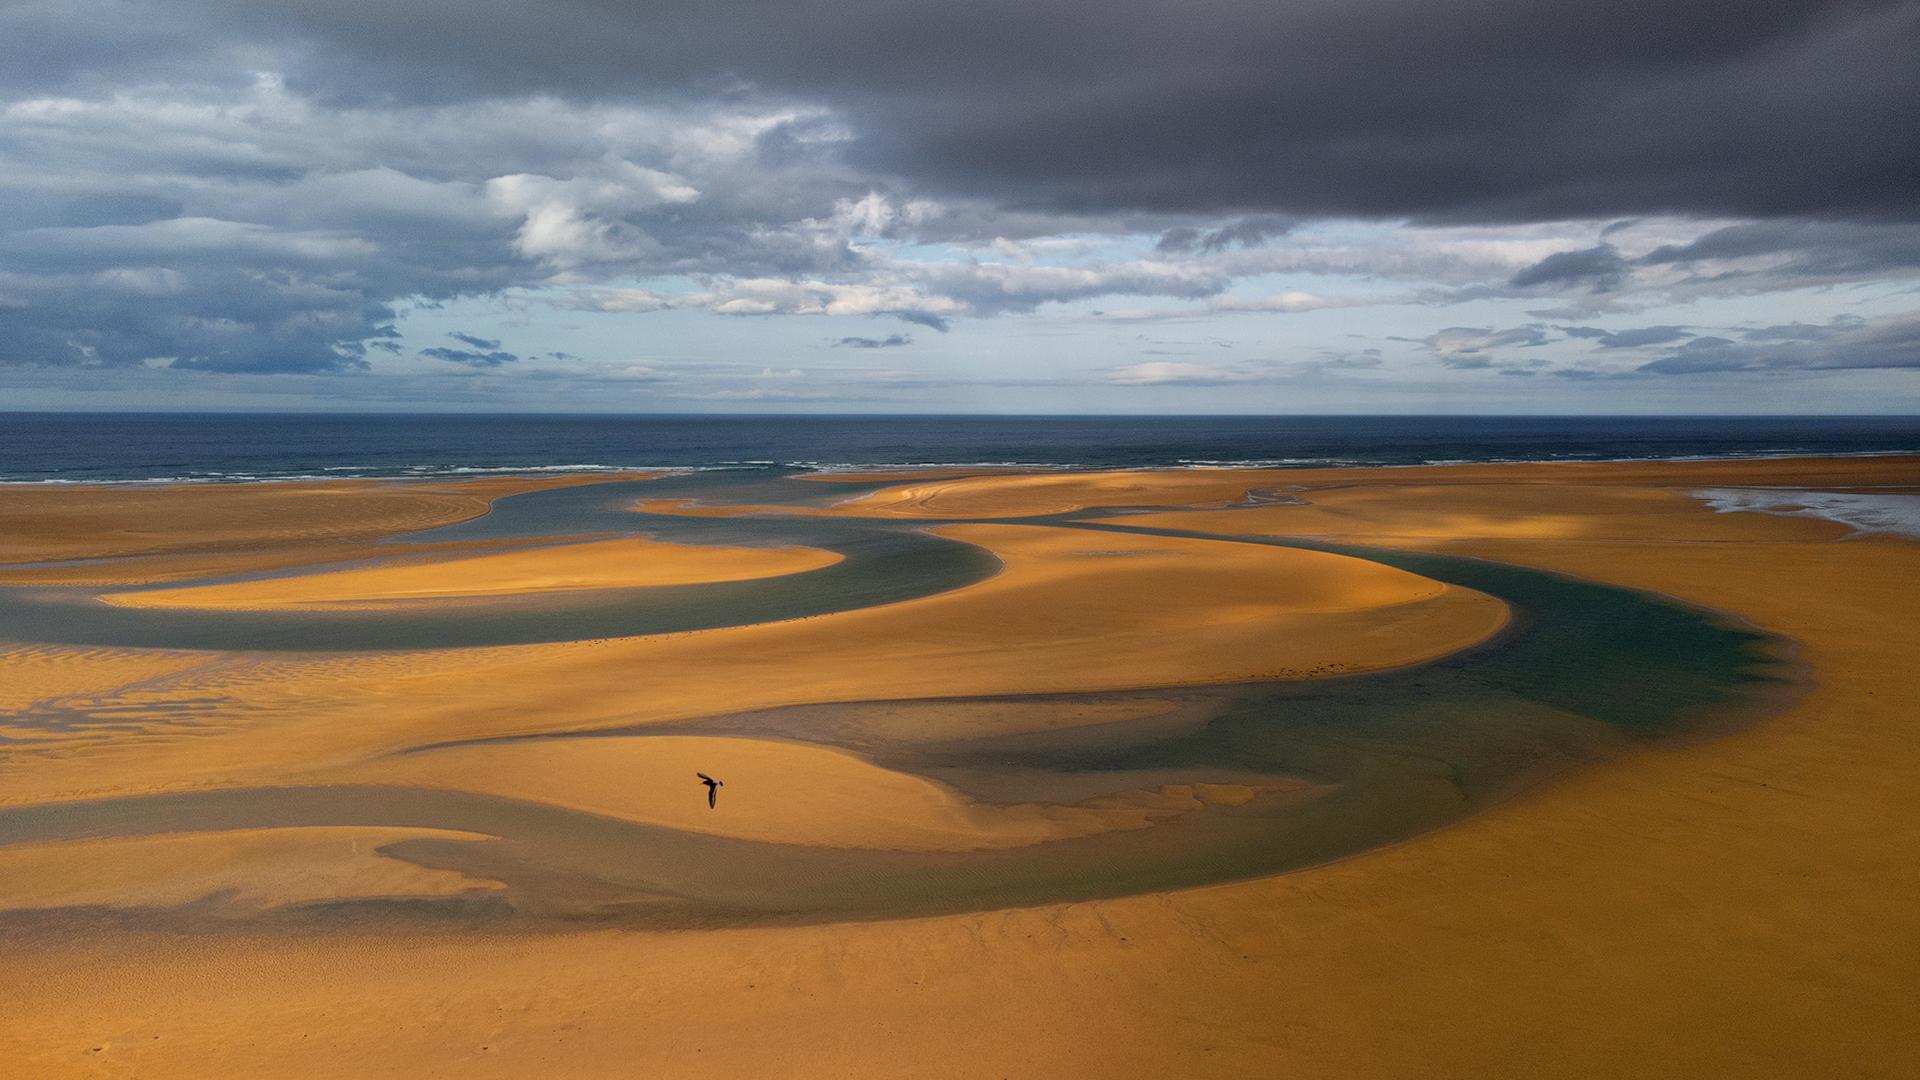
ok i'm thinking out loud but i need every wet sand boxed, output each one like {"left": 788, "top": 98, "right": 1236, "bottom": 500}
{"left": 349, "top": 732, "right": 1308, "bottom": 852}
{"left": 2, "top": 457, "right": 1916, "bottom": 1078}
{"left": 0, "top": 827, "right": 505, "bottom": 911}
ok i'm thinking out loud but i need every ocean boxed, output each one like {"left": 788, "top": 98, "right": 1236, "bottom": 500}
{"left": 1, "top": 413, "right": 1917, "bottom": 484}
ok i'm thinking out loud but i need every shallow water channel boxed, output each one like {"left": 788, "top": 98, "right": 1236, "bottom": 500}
{"left": 0, "top": 473, "right": 1801, "bottom": 929}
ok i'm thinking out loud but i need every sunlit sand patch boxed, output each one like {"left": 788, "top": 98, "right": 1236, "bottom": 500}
{"left": 95, "top": 538, "right": 842, "bottom": 611}
{"left": 1123, "top": 483, "right": 1855, "bottom": 543}
{"left": 629, "top": 470, "right": 1286, "bottom": 519}
{"left": 0, "top": 538, "right": 550, "bottom": 587}
{"left": 950, "top": 523, "right": 1452, "bottom": 618}
{"left": 0, "top": 474, "right": 651, "bottom": 566}
{"left": 354, "top": 735, "right": 1313, "bottom": 851}
{"left": 787, "top": 457, "right": 1920, "bottom": 522}
{"left": 830, "top": 470, "right": 1299, "bottom": 517}
{"left": 0, "top": 827, "right": 504, "bottom": 911}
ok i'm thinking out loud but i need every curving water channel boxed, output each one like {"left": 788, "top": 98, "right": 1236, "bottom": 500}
{"left": 0, "top": 474, "right": 1000, "bottom": 650}
{"left": 0, "top": 472, "right": 1801, "bottom": 929}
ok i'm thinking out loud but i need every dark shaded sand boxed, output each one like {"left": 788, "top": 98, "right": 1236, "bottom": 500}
{"left": 1, "top": 458, "right": 1916, "bottom": 1078}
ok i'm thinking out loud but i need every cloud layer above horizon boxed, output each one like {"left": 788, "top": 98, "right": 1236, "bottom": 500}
{"left": 2, "top": 0, "right": 1916, "bottom": 411}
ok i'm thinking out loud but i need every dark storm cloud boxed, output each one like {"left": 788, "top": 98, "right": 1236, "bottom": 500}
{"left": 5, "top": 0, "right": 1918, "bottom": 377}
{"left": 1156, "top": 217, "right": 1295, "bottom": 254}
{"left": 1636, "top": 315, "right": 1920, "bottom": 373}
{"left": 160, "top": 0, "right": 1918, "bottom": 222}
{"left": 12, "top": 0, "right": 1917, "bottom": 224}
{"left": 1638, "top": 221, "right": 1920, "bottom": 277}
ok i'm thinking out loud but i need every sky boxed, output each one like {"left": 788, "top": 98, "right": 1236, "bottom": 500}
{"left": 1, "top": 0, "right": 1917, "bottom": 413}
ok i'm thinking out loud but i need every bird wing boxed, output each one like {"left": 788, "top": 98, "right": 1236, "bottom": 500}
{"left": 697, "top": 773, "right": 713, "bottom": 782}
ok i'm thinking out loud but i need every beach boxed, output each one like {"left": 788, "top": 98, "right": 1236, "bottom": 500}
{"left": 1, "top": 455, "right": 1915, "bottom": 1077}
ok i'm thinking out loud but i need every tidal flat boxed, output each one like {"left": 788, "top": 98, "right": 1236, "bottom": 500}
{"left": 1, "top": 456, "right": 1915, "bottom": 1078}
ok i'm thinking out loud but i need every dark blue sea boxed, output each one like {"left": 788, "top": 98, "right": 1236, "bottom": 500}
{"left": 2, "top": 413, "right": 1917, "bottom": 484}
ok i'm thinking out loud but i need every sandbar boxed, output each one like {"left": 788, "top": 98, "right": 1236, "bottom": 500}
{"left": 821, "top": 455, "right": 1920, "bottom": 519}
{"left": 96, "top": 537, "right": 842, "bottom": 610}
{"left": 0, "top": 473, "right": 654, "bottom": 584}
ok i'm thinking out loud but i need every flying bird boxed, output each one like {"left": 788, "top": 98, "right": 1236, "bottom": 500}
{"left": 697, "top": 772, "right": 722, "bottom": 809}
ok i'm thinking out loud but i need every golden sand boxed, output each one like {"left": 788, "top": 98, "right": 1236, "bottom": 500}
{"left": 2, "top": 459, "right": 1915, "bottom": 1078}
{"left": 0, "top": 541, "right": 526, "bottom": 587}
{"left": 0, "top": 473, "right": 656, "bottom": 585}
{"left": 0, "top": 644, "right": 215, "bottom": 713}
{"left": 0, "top": 523, "right": 1503, "bottom": 811}
{"left": 644, "top": 455, "right": 1920, "bottom": 522}
{"left": 837, "top": 455, "right": 1920, "bottom": 520}
{"left": 831, "top": 468, "right": 1300, "bottom": 516}
{"left": 0, "top": 827, "right": 504, "bottom": 911}
{"left": 1123, "top": 481, "right": 1852, "bottom": 542}
{"left": 97, "top": 537, "right": 841, "bottom": 610}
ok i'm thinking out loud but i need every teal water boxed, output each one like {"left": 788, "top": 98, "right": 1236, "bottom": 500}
{"left": 0, "top": 476, "right": 1001, "bottom": 650}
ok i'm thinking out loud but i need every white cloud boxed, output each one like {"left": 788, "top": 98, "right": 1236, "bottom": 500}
{"left": 553, "top": 287, "right": 672, "bottom": 313}
{"left": 1419, "top": 325, "right": 1554, "bottom": 369}
{"left": 486, "top": 163, "right": 700, "bottom": 269}
{"left": 555, "top": 279, "right": 963, "bottom": 320}
{"left": 1107, "top": 361, "right": 1254, "bottom": 385}
{"left": 684, "top": 385, "right": 835, "bottom": 400}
